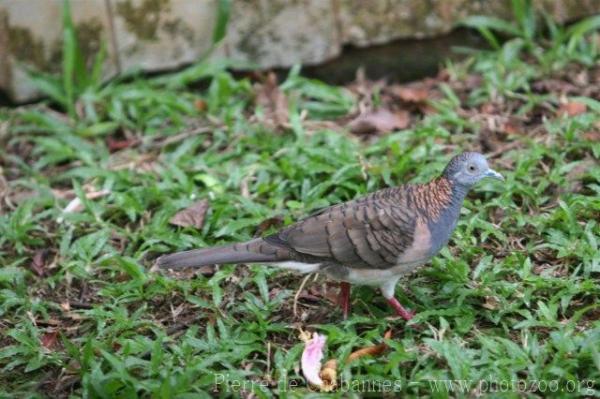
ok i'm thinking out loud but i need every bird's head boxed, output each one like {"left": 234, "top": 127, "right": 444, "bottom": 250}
{"left": 442, "top": 152, "right": 504, "bottom": 188}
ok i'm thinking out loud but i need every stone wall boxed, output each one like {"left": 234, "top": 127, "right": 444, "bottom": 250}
{"left": 1, "top": 0, "right": 599, "bottom": 102}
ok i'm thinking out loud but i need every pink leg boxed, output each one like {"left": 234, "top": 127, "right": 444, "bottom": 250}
{"left": 338, "top": 282, "right": 351, "bottom": 320}
{"left": 387, "top": 297, "right": 415, "bottom": 321}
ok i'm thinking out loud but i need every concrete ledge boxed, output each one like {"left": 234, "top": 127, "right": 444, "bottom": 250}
{"left": 1, "top": 0, "right": 599, "bottom": 102}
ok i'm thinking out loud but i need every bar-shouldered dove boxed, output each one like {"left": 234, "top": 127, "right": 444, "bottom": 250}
{"left": 157, "top": 152, "right": 503, "bottom": 320}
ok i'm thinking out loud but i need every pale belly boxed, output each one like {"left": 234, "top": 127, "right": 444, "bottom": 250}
{"left": 271, "top": 250, "right": 434, "bottom": 284}
{"left": 270, "top": 259, "right": 428, "bottom": 286}
{"left": 336, "top": 260, "right": 429, "bottom": 286}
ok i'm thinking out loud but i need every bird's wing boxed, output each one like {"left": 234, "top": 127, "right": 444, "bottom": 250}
{"left": 267, "top": 188, "right": 419, "bottom": 269}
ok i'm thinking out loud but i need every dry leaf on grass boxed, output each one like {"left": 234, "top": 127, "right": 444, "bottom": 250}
{"left": 388, "top": 80, "right": 440, "bottom": 114}
{"left": 169, "top": 199, "right": 209, "bottom": 229}
{"left": 558, "top": 101, "right": 587, "bottom": 117}
{"left": 480, "top": 102, "right": 497, "bottom": 114}
{"left": 532, "top": 79, "right": 578, "bottom": 95}
{"left": 255, "top": 72, "right": 289, "bottom": 130}
{"left": 348, "top": 108, "right": 410, "bottom": 135}
{"left": 31, "top": 249, "right": 50, "bottom": 277}
{"left": 582, "top": 131, "right": 600, "bottom": 142}
{"left": 106, "top": 136, "right": 139, "bottom": 152}
{"left": 41, "top": 330, "right": 59, "bottom": 350}
{"left": 502, "top": 119, "right": 522, "bottom": 135}
{"left": 347, "top": 330, "right": 392, "bottom": 362}
{"left": 390, "top": 84, "right": 429, "bottom": 103}
{"left": 482, "top": 295, "right": 500, "bottom": 310}
{"left": 194, "top": 99, "right": 207, "bottom": 112}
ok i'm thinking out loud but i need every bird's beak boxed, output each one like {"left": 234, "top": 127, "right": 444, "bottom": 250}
{"left": 485, "top": 168, "right": 504, "bottom": 181}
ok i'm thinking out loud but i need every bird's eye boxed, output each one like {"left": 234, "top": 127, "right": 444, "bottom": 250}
{"left": 468, "top": 165, "right": 476, "bottom": 172}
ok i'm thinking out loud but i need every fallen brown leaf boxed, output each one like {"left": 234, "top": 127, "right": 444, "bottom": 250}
{"left": 558, "top": 101, "right": 587, "bottom": 117}
{"left": 31, "top": 249, "right": 49, "bottom": 277}
{"left": 348, "top": 108, "right": 410, "bottom": 135}
{"left": 347, "top": 329, "right": 392, "bottom": 362}
{"left": 417, "top": 103, "right": 437, "bottom": 115}
{"left": 169, "top": 200, "right": 209, "bottom": 229}
{"left": 298, "top": 282, "right": 341, "bottom": 306}
{"left": 296, "top": 291, "right": 323, "bottom": 303}
{"left": 322, "top": 285, "right": 340, "bottom": 305}
{"left": 502, "top": 120, "right": 522, "bottom": 135}
{"left": 391, "top": 84, "right": 429, "bottom": 103}
{"left": 194, "top": 99, "right": 207, "bottom": 112}
{"left": 480, "top": 102, "right": 497, "bottom": 114}
{"left": 482, "top": 295, "right": 500, "bottom": 310}
{"left": 255, "top": 72, "right": 289, "bottom": 129}
{"left": 41, "top": 330, "right": 58, "bottom": 350}
{"left": 106, "top": 136, "right": 138, "bottom": 152}
{"left": 436, "top": 68, "right": 451, "bottom": 82}
{"left": 532, "top": 79, "right": 578, "bottom": 95}
{"left": 319, "top": 359, "right": 338, "bottom": 391}
{"left": 582, "top": 131, "right": 600, "bottom": 142}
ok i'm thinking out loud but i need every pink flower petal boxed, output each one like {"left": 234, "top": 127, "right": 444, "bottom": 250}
{"left": 301, "top": 333, "right": 326, "bottom": 387}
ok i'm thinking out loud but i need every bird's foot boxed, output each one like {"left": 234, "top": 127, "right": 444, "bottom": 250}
{"left": 338, "top": 282, "right": 351, "bottom": 320}
{"left": 386, "top": 297, "right": 415, "bottom": 321}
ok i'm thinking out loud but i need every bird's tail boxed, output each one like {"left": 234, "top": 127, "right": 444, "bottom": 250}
{"left": 156, "top": 238, "right": 287, "bottom": 269}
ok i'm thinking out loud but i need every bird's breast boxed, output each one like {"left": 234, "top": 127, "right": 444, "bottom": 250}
{"left": 396, "top": 217, "right": 432, "bottom": 264}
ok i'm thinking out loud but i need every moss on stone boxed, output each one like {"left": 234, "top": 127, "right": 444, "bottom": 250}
{"left": 76, "top": 19, "right": 105, "bottom": 68}
{"left": 7, "top": 25, "right": 49, "bottom": 70}
{"left": 116, "top": 0, "right": 171, "bottom": 41}
{"left": 7, "top": 15, "right": 104, "bottom": 75}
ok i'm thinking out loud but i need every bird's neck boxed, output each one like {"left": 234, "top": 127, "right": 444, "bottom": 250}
{"left": 424, "top": 177, "right": 469, "bottom": 255}
{"left": 448, "top": 180, "right": 470, "bottom": 207}
{"left": 405, "top": 177, "right": 470, "bottom": 220}
{"left": 434, "top": 177, "right": 470, "bottom": 221}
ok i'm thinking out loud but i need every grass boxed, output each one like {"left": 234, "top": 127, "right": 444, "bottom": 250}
{"left": 1, "top": 7, "right": 599, "bottom": 398}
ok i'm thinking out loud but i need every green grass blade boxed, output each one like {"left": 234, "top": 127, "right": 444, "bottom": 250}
{"left": 24, "top": 67, "right": 68, "bottom": 107}
{"left": 89, "top": 41, "right": 107, "bottom": 91}
{"left": 461, "top": 15, "right": 521, "bottom": 37}
{"left": 511, "top": 0, "right": 536, "bottom": 40}
{"left": 566, "top": 14, "right": 600, "bottom": 52}
{"left": 212, "top": 0, "right": 231, "bottom": 45}
{"left": 61, "top": 0, "right": 77, "bottom": 117}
